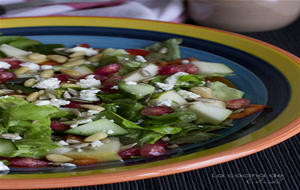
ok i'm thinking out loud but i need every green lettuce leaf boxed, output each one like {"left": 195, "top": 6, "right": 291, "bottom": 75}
{"left": 145, "top": 38, "right": 182, "bottom": 62}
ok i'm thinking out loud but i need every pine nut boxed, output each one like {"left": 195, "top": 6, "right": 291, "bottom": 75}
{"left": 87, "top": 53, "right": 104, "bottom": 62}
{"left": 80, "top": 104, "right": 105, "bottom": 111}
{"left": 62, "top": 59, "right": 85, "bottom": 67}
{"left": 26, "top": 92, "right": 39, "bottom": 102}
{"left": 14, "top": 66, "right": 29, "bottom": 75}
{"left": 68, "top": 88, "right": 79, "bottom": 96}
{"left": 45, "top": 92, "right": 56, "bottom": 99}
{"left": 84, "top": 132, "right": 108, "bottom": 142}
{"left": 60, "top": 83, "right": 81, "bottom": 88}
{"left": 63, "top": 91, "right": 72, "bottom": 99}
{"left": 69, "top": 51, "right": 86, "bottom": 57}
{"left": 38, "top": 90, "right": 45, "bottom": 96}
{"left": 46, "top": 154, "right": 74, "bottom": 163}
{"left": 27, "top": 53, "right": 47, "bottom": 60}
{"left": 190, "top": 87, "right": 212, "bottom": 98}
{"left": 12, "top": 94, "right": 27, "bottom": 99}
{"left": 0, "top": 90, "right": 4, "bottom": 94}
{"left": 39, "top": 69, "right": 54, "bottom": 78}
{"left": 59, "top": 69, "right": 81, "bottom": 79}
{"left": 67, "top": 56, "right": 85, "bottom": 62}
{"left": 47, "top": 54, "right": 68, "bottom": 63}
{"left": 24, "top": 78, "right": 37, "bottom": 87}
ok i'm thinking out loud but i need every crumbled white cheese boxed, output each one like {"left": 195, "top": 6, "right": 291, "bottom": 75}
{"left": 101, "top": 116, "right": 106, "bottom": 119}
{"left": 181, "top": 59, "right": 190, "bottom": 64}
{"left": 55, "top": 140, "right": 69, "bottom": 146}
{"left": 159, "top": 47, "right": 168, "bottom": 54}
{"left": 125, "top": 81, "right": 137, "bottom": 85}
{"left": 135, "top": 55, "right": 147, "bottom": 62}
{"left": 90, "top": 140, "right": 104, "bottom": 147}
{"left": 177, "top": 90, "right": 201, "bottom": 100}
{"left": 32, "top": 77, "right": 61, "bottom": 90}
{"left": 133, "top": 119, "right": 144, "bottom": 124}
{"left": 156, "top": 99, "right": 173, "bottom": 107}
{"left": 0, "top": 61, "right": 11, "bottom": 69}
{"left": 77, "top": 148, "right": 83, "bottom": 152}
{"left": 155, "top": 72, "right": 188, "bottom": 91}
{"left": 109, "top": 119, "right": 114, "bottom": 123}
{"left": 70, "top": 124, "right": 78, "bottom": 129}
{"left": 0, "top": 161, "right": 9, "bottom": 171}
{"left": 124, "top": 58, "right": 130, "bottom": 61}
{"left": 40, "top": 65, "right": 53, "bottom": 70}
{"left": 78, "top": 118, "right": 93, "bottom": 124}
{"left": 81, "top": 110, "right": 101, "bottom": 116}
{"left": 107, "top": 129, "right": 114, "bottom": 134}
{"left": 76, "top": 77, "right": 101, "bottom": 88}
{"left": 34, "top": 100, "right": 51, "bottom": 106}
{"left": 79, "top": 89, "right": 100, "bottom": 101}
{"left": 111, "top": 85, "right": 119, "bottom": 90}
{"left": 66, "top": 47, "right": 99, "bottom": 56}
{"left": 20, "top": 62, "right": 40, "bottom": 70}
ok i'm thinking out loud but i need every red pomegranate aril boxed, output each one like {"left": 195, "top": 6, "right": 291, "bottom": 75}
{"left": 78, "top": 73, "right": 108, "bottom": 82}
{"left": 95, "top": 63, "right": 122, "bottom": 75}
{"left": 227, "top": 98, "right": 251, "bottom": 109}
{"left": 101, "top": 83, "right": 119, "bottom": 93}
{"left": 50, "top": 121, "right": 71, "bottom": 131}
{"left": 8, "top": 60, "right": 22, "bottom": 69}
{"left": 125, "top": 49, "right": 152, "bottom": 57}
{"left": 63, "top": 101, "right": 83, "bottom": 109}
{"left": 158, "top": 64, "right": 199, "bottom": 75}
{"left": 0, "top": 71, "right": 17, "bottom": 83}
{"left": 118, "top": 148, "right": 142, "bottom": 159}
{"left": 102, "top": 74, "right": 122, "bottom": 84}
{"left": 0, "top": 69, "right": 7, "bottom": 72}
{"left": 141, "top": 106, "right": 173, "bottom": 116}
{"left": 154, "top": 140, "right": 169, "bottom": 148}
{"left": 10, "top": 157, "right": 48, "bottom": 168}
{"left": 52, "top": 74, "right": 69, "bottom": 82}
{"left": 140, "top": 143, "right": 167, "bottom": 157}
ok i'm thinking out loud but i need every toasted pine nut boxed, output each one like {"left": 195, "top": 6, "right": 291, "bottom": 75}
{"left": 190, "top": 87, "right": 212, "bottom": 98}
{"left": 62, "top": 59, "right": 85, "bottom": 67}
{"left": 39, "top": 69, "right": 54, "bottom": 78}
{"left": 59, "top": 69, "right": 81, "bottom": 79}
{"left": 80, "top": 104, "right": 105, "bottom": 111}
{"left": 69, "top": 51, "right": 86, "bottom": 58}
{"left": 47, "top": 54, "right": 68, "bottom": 63}
{"left": 14, "top": 66, "right": 29, "bottom": 75}
{"left": 67, "top": 56, "right": 85, "bottom": 62}
{"left": 27, "top": 53, "right": 47, "bottom": 60}
{"left": 60, "top": 83, "right": 82, "bottom": 88}
{"left": 12, "top": 95, "right": 27, "bottom": 99}
{"left": 87, "top": 53, "right": 104, "bottom": 63}
{"left": 0, "top": 90, "right": 4, "bottom": 94}
{"left": 46, "top": 154, "right": 74, "bottom": 163}
{"left": 26, "top": 92, "right": 39, "bottom": 102}
{"left": 45, "top": 92, "right": 56, "bottom": 99}
{"left": 24, "top": 78, "right": 37, "bottom": 87}
{"left": 38, "top": 90, "right": 45, "bottom": 96}
{"left": 84, "top": 132, "right": 108, "bottom": 142}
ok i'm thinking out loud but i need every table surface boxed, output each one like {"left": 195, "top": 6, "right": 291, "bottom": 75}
{"left": 25, "top": 17, "right": 300, "bottom": 190}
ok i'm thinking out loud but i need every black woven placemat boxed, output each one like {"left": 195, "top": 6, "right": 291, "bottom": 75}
{"left": 30, "top": 17, "right": 300, "bottom": 190}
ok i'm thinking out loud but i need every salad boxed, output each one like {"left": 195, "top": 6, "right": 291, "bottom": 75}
{"left": 0, "top": 36, "right": 266, "bottom": 170}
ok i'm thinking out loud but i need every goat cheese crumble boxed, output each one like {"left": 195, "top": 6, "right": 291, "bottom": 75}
{"left": 0, "top": 61, "right": 11, "bottom": 69}
{"left": 66, "top": 47, "right": 99, "bottom": 56}
{"left": 20, "top": 62, "right": 40, "bottom": 70}
{"left": 79, "top": 89, "right": 100, "bottom": 101}
{"left": 177, "top": 90, "right": 201, "bottom": 100}
{"left": 32, "top": 77, "right": 61, "bottom": 90}
{"left": 76, "top": 75, "right": 101, "bottom": 88}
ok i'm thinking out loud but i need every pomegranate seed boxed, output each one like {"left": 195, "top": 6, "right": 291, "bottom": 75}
{"left": 118, "top": 148, "right": 142, "bottom": 159}
{"left": 78, "top": 73, "right": 108, "bottom": 82}
{"left": 52, "top": 74, "right": 69, "bottom": 82}
{"left": 102, "top": 74, "right": 122, "bottom": 84}
{"left": 154, "top": 140, "right": 169, "bottom": 148}
{"left": 0, "top": 69, "right": 7, "bottom": 72}
{"left": 0, "top": 71, "right": 17, "bottom": 83}
{"left": 226, "top": 98, "right": 251, "bottom": 109}
{"left": 100, "top": 82, "right": 119, "bottom": 93}
{"left": 141, "top": 106, "right": 173, "bottom": 116}
{"left": 50, "top": 121, "right": 71, "bottom": 131}
{"left": 10, "top": 158, "right": 48, "bottom": 168}
{"left": 95, "top": 63, "right": 122, "bottom": 75}
{"left": 140, "top": 143, "right": 167, "bottom": 157}
{"left": 158, "top": 64, "right": 199, "bottom": 75}
{"left": 63, "top": 101, "right": 83, "bottom": 109}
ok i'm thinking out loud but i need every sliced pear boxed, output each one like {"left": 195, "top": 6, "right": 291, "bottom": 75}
{"left": 122, "top": 64, "right": 158, "bottom": 82}
{"left": 147, "top": 90, "right": 188, "bottom": 109}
